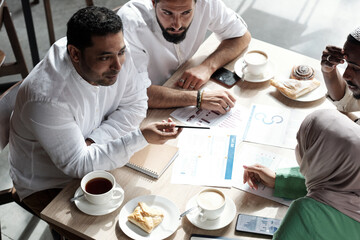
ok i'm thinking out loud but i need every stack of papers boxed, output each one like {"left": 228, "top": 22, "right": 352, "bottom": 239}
{"left": 170, "top": 104, "right": 305, "bottom": 205}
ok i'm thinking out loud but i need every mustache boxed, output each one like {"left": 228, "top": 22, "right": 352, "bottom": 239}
{"left": 105, "top": 70, "right": 119, "bottom": 76}
{"left": 346, "top": 80, "right": 357, "bottom": 88}
{"left": 166, "top": 27, "right": 186, "bottom": 32}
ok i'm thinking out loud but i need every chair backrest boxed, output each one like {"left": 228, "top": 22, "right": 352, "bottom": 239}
{"left": 0, "top": 0, "right": 28, "bottom": 79}
{"left": 0, "top": 0, "right": 4, "bottom": 29}
{"left": 0, "top": 80, "right": 21, "bottom": 151}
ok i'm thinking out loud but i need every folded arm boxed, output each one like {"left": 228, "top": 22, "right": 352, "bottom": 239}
{"left": 147, "top": 85, "right": 236, "bottom": 114}
{"left": 178, "top": 31, "right": 251, "bottom": 90}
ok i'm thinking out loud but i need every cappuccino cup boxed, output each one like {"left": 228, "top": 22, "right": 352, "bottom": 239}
{"left": 242, "top": 50, "right": 268, "bottom": 77}
{"left": 81, "top": 170, "right": 124, "bottom": 205}
{"left": 196, "top": 188, "right": 226, "bottom": 221}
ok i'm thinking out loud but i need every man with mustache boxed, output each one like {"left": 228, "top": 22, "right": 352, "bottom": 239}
{"left": 8, "top": 6, "right": 181, "bottom": 217}
{"left": 118, "top": 0, "right": 251, "bottom": 114}
{"left": 322, "top": 26, "right": 360, "bottom": 114}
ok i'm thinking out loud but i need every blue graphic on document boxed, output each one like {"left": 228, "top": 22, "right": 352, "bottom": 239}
{"left": 255, "top": 113, "right": 283, "bottom": 125}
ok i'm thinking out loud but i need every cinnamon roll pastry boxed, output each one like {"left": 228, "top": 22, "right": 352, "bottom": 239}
{"left": 290, "top": 65, "right": 315, "bottom": 80}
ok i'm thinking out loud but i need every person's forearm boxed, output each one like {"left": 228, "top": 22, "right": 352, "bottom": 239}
{"left": 147, "top": 85, "right": 197, "bottom": 108}
{"left": 200, "top": 31, "right": 251, "bottom": 74}
{"left": 274, "top": 167, "right": 307, "bottom": 200}
{"left": 323, "top": 68, "right": 347, "bottom": 101}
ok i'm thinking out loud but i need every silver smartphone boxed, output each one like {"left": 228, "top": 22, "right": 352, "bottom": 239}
{"left": 235, "top": 213, "right": 281, "bottom": 236}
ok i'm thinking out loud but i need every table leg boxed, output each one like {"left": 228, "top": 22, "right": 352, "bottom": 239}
{"left": 20, "top": 0, "right": 40, "bottom": 67}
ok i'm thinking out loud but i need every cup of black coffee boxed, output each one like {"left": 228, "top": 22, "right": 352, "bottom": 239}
{"left": 81, "top": 170, "right": 124, "bottom": 205}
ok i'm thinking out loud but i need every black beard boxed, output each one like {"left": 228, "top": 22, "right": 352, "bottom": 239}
{"left": 156, "top": 15, "right": 188, "bottom": 44}
{"left": 353, "top": 92, "right": 360, "bottom": 99}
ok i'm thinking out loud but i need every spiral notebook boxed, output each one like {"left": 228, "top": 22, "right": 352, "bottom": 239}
{"left": 126, "top": 144, "right": 179, "bottom": 179}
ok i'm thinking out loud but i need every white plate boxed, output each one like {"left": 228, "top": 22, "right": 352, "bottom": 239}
{"left": 118, "top": 195, "right": 180, "bottom": 240}
{"left": 234, "top": 58, "right": 276, "bottom": 83}
{"left": 74, "top": 183, "right": 124, "bottom": 216}
{"left": 186, "top": 195, "right": 236, "bottom": 230}
{"left": 279, "top": 78, "right": 327, "bottom": 102}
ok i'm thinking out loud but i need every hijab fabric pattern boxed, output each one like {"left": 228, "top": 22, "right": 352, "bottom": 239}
{"left": 296, "top": 109, "right": 360, "bottom": 222}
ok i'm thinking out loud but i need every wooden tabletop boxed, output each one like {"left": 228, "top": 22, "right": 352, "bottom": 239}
{"left": 41, "top": 35, "right": 335, "bottom": 240}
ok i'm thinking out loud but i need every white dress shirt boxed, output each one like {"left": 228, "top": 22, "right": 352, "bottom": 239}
{"left": 327, "top": 87, "right": 360, "bottom": 112}
{"left": 9, "top": 37, "right": 150, "bottom": 200}
{"left": 118, "top": 0, "right": 248, "bottom": 85}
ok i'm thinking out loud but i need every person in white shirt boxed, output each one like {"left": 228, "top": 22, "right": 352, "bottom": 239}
{"left": 9, "top": 6, "right": 181, "bottom": 215}
{"left": 321, "top": 26, "right": 360, "bottom": 114}
{"left": 118, "top": 0, "right": 251, "bottom": 114}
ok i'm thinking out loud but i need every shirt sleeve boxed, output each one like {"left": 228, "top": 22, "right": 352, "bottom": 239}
{"left": 87, "top": 53, "right": 150, "bottom": 144}
{"left": 274, "top": 167, "right": 307, "bottom": 200}
{"left": 207, "top": 0, "right": 248, "bottom": 41}
{"left": 22, "top": 100, "right": 148, "bottom": 178}
{"left": 326, "top": 87, "right": 360, "bottom": 112}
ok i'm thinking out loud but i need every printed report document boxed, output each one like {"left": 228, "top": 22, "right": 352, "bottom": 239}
{"left": 171, "top": 128, "right": 239, "bottom": 187}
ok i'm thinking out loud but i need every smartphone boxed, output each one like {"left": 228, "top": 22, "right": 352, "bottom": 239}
{"left": 235, "top": 214, "right": 281, "bottom": 236}
{"left": 211, "top": 67, "right": 240, "bottom": 88}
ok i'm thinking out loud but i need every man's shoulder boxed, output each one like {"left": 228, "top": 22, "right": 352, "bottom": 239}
{"left": 118, "top": 0, "right": 153, "bottom": 32}
{"left": 21, "top": 39, "right": 71, "bottom": 101}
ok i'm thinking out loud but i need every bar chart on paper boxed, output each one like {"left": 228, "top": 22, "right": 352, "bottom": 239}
{"left": 171, "top": 128, "right": 238, "bottom": 187}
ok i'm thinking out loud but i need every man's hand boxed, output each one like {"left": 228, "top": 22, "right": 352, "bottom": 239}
{"left": 200, "top": 90, "right": 236, "bottom": 114}
{"left": 177, "top": 65, "right": 212, "bottom": 90}
{"left": 141, "top": 118, "right": 182, "bottom": 144}
{"left": 243, "top": 164, "right": 276, "bottom": 189}
{"left": 321, "top": 45, "right": 345, "bottom": 73}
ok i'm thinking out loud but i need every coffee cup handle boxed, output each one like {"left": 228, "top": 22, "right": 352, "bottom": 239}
{"left": 241, "top": 61, "right": 247, "bottom": 74}
{"left": 198, "top": 209, "right": 208, "bottom": 222}
{"left": 112, "top": 187, "right": 124, "bottom": 200}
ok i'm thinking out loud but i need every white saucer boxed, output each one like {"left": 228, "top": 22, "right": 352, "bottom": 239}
{"left": 279, "top": 78, "right": 327, "bottom": 102}
{"left": 234, "top": 58, "right": 276, "bottom": 83}
{"left": 185, "top": 195, "right": 236, "bottom": 230}
{"left": 74, "top": 183, "right": 124, "bottom": 216}
{"left": 118, "top": 195, "right": 180, "bottom": 240}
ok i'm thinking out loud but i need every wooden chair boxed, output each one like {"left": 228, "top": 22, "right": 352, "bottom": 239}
{"left": 0, "top": 80, "right": 50, "bottom": 239}
{"left": 0, "top": 0, "right": 29, "bottom": 91}
{"left": 0, "top": 80, "right": 33, "bottom": 211}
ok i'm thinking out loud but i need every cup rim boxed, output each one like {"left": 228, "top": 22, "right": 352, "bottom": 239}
{"left": 196, "top": 188, "right": 226, "bottom": 211}
{"left": 81, "top": 170, "right": 115, "bottom": 196}
{"left": 244, "top": 50, "right": 268, "bottom": 66}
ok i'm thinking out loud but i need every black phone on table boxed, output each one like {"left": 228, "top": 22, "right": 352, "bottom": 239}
{"left": 211, "top": 67, "right": 240, "bottom": 88}
{"left": 235, "top": 213, "right": 281, "bottom": 236}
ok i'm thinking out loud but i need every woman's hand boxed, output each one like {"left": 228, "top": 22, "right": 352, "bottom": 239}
{"left": 243, "top": 164, "right": 276, "bottom": 189}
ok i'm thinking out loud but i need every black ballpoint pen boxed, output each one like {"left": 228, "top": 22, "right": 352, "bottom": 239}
{"left": 175, "top": 125, "right": 210, "bottom": 129}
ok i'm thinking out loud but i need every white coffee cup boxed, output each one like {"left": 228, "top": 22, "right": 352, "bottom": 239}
{"left": 242, "top": 50, "right": 268, "bottom": 77}
{"left": 196, "top": 188, "right": 226, "bottom": 221}
{"left": 81, "top": 170, "right": 124, "bottom": 205}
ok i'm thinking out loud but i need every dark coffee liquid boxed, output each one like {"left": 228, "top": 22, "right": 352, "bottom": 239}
{"left": 85, "top": 177, "right": 112, "bottom": 194}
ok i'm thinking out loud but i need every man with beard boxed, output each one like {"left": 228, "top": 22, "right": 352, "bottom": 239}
{"left": 322, "top": 26, "right": 360, "bottom": 115}
{"left": 118, "top": 0, "right": 251, "bottom": 114}
{"left": 9, "top": 6, "right": 181, "bottom": 217}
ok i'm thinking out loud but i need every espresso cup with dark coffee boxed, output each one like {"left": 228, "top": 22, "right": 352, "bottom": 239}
{"left": 196, "top": 188, "right": 226, "bottom": 222}
{"left": 81, "top": 170, "right": 124, "bottom": 205}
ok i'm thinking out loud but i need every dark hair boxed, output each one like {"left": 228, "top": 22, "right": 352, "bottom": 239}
{"left": 67, "top": 6, "right": 123, "bottom": 51}
{"left": 347, "top": 34, "right": 360, "bottom": 46}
